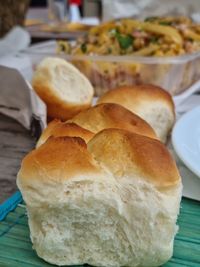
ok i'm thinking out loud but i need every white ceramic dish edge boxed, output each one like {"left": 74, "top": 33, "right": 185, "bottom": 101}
{"left": 172, "top": 105, "right": 200, "bottom": 178}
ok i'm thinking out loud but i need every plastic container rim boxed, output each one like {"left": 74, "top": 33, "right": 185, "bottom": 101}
{"left": 23, "top": 40, "right": 200, "bottom": 64}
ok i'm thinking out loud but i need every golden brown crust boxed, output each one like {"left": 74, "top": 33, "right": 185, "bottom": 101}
{"left": 88, "top": 128, "right": 181, "bottom": 188}
{"left": 19, "top": 129, "right": 180, "bottom": 189}
{"left": 20, "top": 136, "right": 101, "bottom": 183}
{"left": 36, "top": 119, "right": 94, "bottom": 147}
{"left": 97, "top": 84, "right": 175, "bottom": 116}
{"left": 32, "top": 83, "right": 91, "bottom": 121}
{"left": 69, "top": 103, "right": 157, "bottom": 139}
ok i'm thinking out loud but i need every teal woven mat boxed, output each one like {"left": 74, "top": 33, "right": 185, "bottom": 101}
{"left": 0, "top": 197, "right": 199, "bottom": 267}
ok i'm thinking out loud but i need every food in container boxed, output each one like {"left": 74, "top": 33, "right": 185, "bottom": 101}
{"left": 56, "top": 16, "right": 200, "bottom": 96}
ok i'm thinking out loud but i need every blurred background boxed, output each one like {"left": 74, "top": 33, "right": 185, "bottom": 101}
{"left": 1, "top": 0, "right": 200, "bottom": 43}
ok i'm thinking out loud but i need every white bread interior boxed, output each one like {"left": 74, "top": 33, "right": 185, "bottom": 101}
{"left": 17, "top": 129, "right": 182, "bottom": 267}
{"left": 32, "top": 57, "right": 94, "bottom": 120}
{"left": 97, "top": 85, "right": 175, "bottom": 142}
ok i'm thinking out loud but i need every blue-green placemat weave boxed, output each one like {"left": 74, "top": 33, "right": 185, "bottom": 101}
{"left": 0, "top": 194, "right": 199, "bottom": 267}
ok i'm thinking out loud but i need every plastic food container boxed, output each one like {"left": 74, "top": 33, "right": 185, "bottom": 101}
{"left": 24, "top": 41, "right": 200, "bottom": 97}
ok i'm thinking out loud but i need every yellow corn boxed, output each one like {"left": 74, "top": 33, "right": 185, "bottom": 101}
{"left": 142, "top": 23, "right": 183, "bottom": 45}
{"left": 121, "top": 19, "right": 183, "bottom": 45}
{"left": 154, "top": 50, "right": 164, "bottom": 56}
{"left": 184, "top": 29, "right": 200, "bottom": 41}
{"left": 132, "top": 44, "right": 159, "bottom": 56}
{"left": 89, "top": 21, "right": 116, "bottom": 35}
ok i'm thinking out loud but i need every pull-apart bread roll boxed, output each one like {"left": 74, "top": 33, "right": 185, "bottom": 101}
{"left": 36, "top": 119, "right": 94, "bottom": 148}
{"left": 17, "top": 129, "right": 182, "bottom": 267}
{"left": 69, "top": 102, "right": 157, "bottom": 139}
{"left": 97, "top": 85, "right": 175, "bottom": 142}
{"left": 32, "top": 57, "right": 94, "bottom": 120}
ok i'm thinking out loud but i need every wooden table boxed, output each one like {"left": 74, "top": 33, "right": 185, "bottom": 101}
{"left": 0, "top": 114, "right": 35, "bottom": 203}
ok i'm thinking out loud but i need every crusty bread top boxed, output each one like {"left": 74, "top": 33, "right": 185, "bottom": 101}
{"left": 69, "top": 103, "right": 157, "bottom": 139}
{"left": 97, "top": 84, "right": 175, "bottom": 114}
{"left": 18, "top": 129, "right": 180, "bottom": 189}
{"left": 19, "top": 136, "right": 101, "bottom": 184}
{"left": 88, "top": 129, "right": 181, "bottom": 188}
{"left": 36, "top": 119, "right": 94, "bottom": 148}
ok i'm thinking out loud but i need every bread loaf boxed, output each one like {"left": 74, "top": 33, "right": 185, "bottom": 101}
{"left": 97, "top": 85, "right": 175, "bottom": 142}
{"left": 32, "top": 57, "right": 94, "bottom": 120}
{"left": 17, "top": 129, "right": 182, "bottom": 267}
{"left": 69, "top": 102, "right": 157, "bottom": 139}
{"left": 36, "top": 119, "right": 94, "bottom": 147}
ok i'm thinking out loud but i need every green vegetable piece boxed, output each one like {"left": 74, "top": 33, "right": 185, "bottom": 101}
{"left": 116, "top": 34, "right": 134, "bottom": 50}
{"left": 81, "top": 43, "right": 87, "bottom": 53}
{"left": 107, "top": 47, "right": 112, "bottom": 53}
{"left": 150, "top": 36, "right": 159, "bottom": 43}
{"left": 144, "top": 16, "right": 158, "bottom": 22}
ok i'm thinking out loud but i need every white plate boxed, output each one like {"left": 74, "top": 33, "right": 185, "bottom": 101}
{"left": 172, "top": 106, "right": 200, "bottom": 178}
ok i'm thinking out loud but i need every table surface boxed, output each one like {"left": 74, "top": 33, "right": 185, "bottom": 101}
{"left": 0, "top": 114, "right": 35, "bottom": 203}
